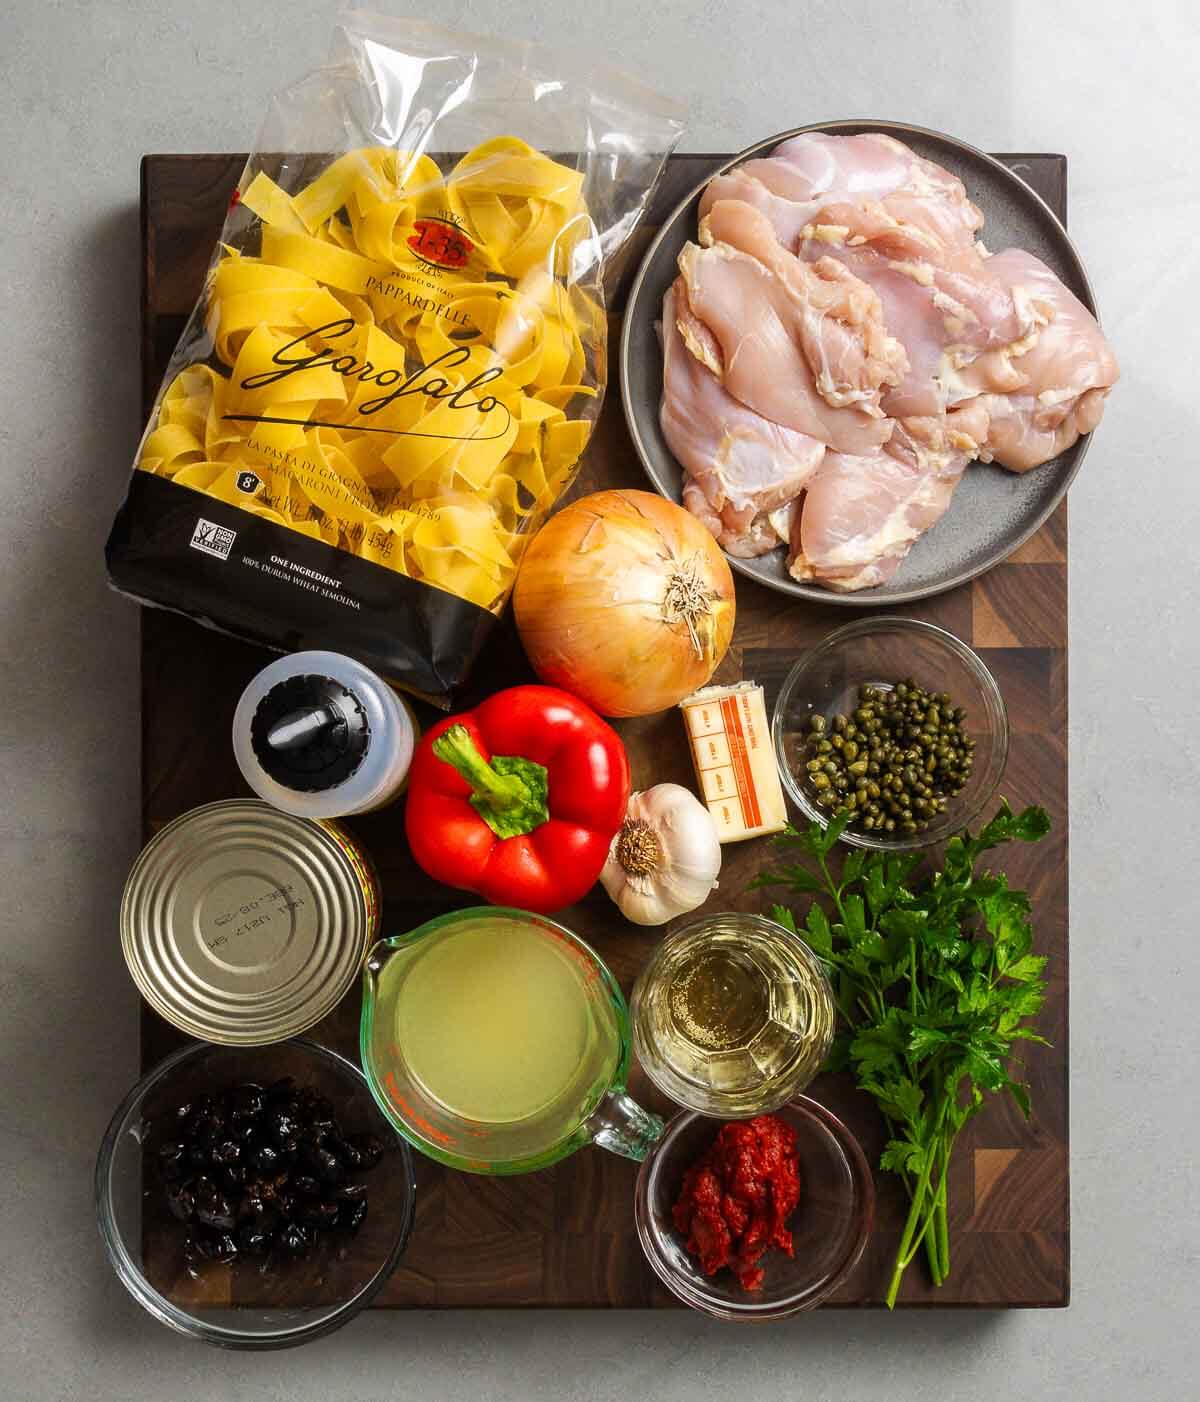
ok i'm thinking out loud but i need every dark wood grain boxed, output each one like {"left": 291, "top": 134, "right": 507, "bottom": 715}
{"left": 137, "top": 151, "right": 1070, "bottom": 1309}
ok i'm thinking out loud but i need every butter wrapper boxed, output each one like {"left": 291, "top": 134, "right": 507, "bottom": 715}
{"left": 679, "top": 682, "right": 787, "bottom": 842}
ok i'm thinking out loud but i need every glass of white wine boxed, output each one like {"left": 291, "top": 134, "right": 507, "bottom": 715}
{"left": 360, "top": 907, "right": 664, "bottom": 1174}
{"left": 630, "top": 912, "right": 836, "bottom": 1117}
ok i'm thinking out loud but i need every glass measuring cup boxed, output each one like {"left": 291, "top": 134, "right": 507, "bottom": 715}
{"left": 360, "top": 907, "right": 664, "bottom": 1175}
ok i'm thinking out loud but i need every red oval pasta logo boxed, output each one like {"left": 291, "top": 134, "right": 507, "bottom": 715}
{"left": 407, "top": 218, "right": 474, "bottom": 270}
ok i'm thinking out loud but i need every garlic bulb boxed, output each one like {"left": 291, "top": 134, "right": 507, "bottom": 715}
{"left": 600, "top": 784, "right": 721, "bottom": 926}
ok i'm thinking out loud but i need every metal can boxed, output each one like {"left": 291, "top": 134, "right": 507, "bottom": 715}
{"left": 121, "top": 799, "right": 380, "bottom": 1045}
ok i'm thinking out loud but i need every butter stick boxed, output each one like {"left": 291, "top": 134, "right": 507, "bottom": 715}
{"left": 679, "top": 682, "right": 787, "bottom": 843}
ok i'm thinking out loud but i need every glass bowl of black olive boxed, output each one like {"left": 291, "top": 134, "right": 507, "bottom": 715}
{"left": 772, "top": 618, "right": 1009, "bottom": 851}
{"left": 95, "top": 1038, "right": 416, "bottom": 1348}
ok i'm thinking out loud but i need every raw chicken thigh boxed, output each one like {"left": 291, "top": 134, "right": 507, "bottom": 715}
{"left": 661, "top": 283, "right": 825, "bottom": 555}
{"left": 787, "top": 405, "right": 989, "bottom": 591}
{"left": 663, "top": 131, "right": 1119, "bottom": 590}
{"left": 969, "top": 248, "right": 1120, "bottom": 472}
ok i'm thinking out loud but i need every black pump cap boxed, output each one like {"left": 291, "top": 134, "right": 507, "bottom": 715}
{"left": 249, "top": 674, "right": 370, "bottom": 793}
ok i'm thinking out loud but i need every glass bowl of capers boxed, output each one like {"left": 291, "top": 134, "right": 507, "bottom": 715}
{"left": 771, "top": 618, "right": 1009, "bottom": 851}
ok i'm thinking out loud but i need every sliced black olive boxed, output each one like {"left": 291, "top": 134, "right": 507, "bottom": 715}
{"left": 338, "top": 1198, "right": 368, "bottom": 1234}
{"left": 253, "top": 1142, "right": 281, "bottom": 1174}
{"left": 157, "top": 1141, "right": 187, "bottom": 1181}
{"left": 164, "top": 1182, "right": 195, "bottom": 1223}
{"left": 235, "top": 1221, "right": 272, "bottom": 1254}
{"left": 195, "top": 1228, "right": 238, "bottom": 1263}
{"left": 328, "top": 1136, "right": 364, "bottom": 1169}
{"left": 278, "top": 1221, "right": 312, "bottom": 1254}
{"left": 211, "top": 1139, "right": 241, "bottom": 1168}
{"left": 332, "top": 1180, "right": 368, "bottom": 1202}
{"left": 228, "top": 1084, "right": 264, "bottom": 1120}
{"left": 194, "top": 1179, "right": 236, "bottom": 1232}
{"left": 292, "top": 1174, "right": 322, "bottom": 1197}
{"left": 267, "top": 1110, "right": 300, "bottom": 1145}
{"left": 346, "top": 1134, "right": 386, "bottom": 1170}
{"left": 307, "top": 1146, "right": 343, "bottom": 1186}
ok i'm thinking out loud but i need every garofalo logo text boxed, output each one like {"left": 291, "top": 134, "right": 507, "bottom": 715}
{"left": 224, "top": 319, "right": 512, "bottom": 442}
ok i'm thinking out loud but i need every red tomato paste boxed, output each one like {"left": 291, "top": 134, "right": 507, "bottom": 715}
{"left": 671, "top": 1114, "right": 801, "bottom": 1291}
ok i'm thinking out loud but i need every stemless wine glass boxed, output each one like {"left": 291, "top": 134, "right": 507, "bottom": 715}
{"left": 360, "top": 907, "right": 664, "bottom": 1175}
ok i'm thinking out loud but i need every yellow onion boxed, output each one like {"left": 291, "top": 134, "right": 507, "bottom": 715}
{"left": 513, "top": 489, "right": 736, "bottom": 717}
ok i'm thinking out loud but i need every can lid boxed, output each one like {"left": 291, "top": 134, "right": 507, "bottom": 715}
{"left": 121, "top": 800, "right": 377, "bottom": 1046}
{"left": 249, "top": 674, "right": 370, "bottom": 793}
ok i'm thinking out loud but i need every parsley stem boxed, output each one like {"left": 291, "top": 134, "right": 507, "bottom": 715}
{"left": 887, "top": 1099, "right": 952, "bottom": 1306}
{"left": 816, "top": 852, "right": 846, "bottom": 922}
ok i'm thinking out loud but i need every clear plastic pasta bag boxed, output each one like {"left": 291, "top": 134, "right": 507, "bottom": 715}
{"left": 106, "top": 10, "right": 683, "bottom": 703}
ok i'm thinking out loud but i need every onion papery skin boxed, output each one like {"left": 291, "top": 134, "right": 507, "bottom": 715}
{"left": 513, "top": 489, "right": 736, "bottom": 717}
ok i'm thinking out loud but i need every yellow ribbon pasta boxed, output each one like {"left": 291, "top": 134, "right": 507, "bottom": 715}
{"left": 137, "top": 140, "right": 604, "bottom": 611}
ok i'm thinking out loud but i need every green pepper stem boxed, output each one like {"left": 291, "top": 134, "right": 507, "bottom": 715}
{"left": 433, "top": 725, "right": 529, "bottom": 809}
{"left": 431, "top": 725, "right": 551, "bottom": 841}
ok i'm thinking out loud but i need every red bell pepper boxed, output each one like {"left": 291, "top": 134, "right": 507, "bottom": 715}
{"left": 405, "top": 685, "right": 631, "bottom": 914}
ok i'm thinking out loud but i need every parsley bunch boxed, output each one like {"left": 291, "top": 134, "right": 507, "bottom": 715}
{"left": 757, "top": 801, "right": 1050, "bottom": 1307}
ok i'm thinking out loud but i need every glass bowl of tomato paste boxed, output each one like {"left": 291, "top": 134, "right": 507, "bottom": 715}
{"left": 634, "top": 1095, "right": 873, "bottom": 1319}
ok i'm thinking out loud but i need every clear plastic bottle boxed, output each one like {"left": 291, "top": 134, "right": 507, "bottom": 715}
{"left": 232, "top": 651, "right": 417, "bottom": 819}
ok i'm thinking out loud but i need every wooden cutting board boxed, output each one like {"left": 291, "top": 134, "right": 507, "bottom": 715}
{"left": 138, "top": 151, "right": 1069, "bottom": 1308}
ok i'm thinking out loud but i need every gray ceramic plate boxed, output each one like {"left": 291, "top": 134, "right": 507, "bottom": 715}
{"left": 620, "top": 119, "right": 1101, "bottom": 604}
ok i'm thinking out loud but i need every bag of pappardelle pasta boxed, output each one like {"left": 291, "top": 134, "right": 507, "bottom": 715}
{"left": 106, "top": 10, "right": 683, "bottom": 704}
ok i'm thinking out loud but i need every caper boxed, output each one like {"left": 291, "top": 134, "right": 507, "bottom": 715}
{"left": 796, "top": 676, "right": 973, "bottom": 839}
